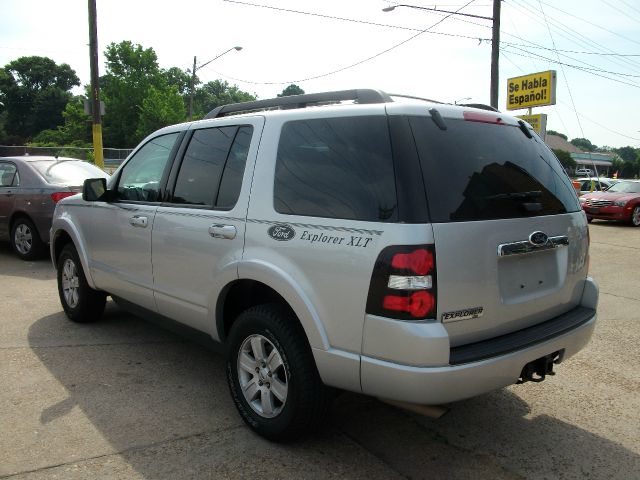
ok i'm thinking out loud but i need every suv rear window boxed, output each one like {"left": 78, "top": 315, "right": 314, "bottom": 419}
{"left": 274, "top": 116, "right": 397, "bottom": 222}
{"left": 409, "top": 116, "right": 580, "bottom": 223}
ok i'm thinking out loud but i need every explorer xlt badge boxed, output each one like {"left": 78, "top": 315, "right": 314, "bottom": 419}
{"left": 267, "top": 224, "right": 296, "bottom": 241}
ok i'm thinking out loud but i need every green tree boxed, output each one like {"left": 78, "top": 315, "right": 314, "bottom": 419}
{"left": 193, "top": 80, "right": 255, "bottom": 118}
{"left": 552, "top": 149, "right": 576, "bottom": 170}
{"left": 0, "top": 56, "right": 79, "bottom": 143}
{"left": 547, "top": 130, "right": 567, "bottom": 140}
{"left": 278, "top": 84, "right": 305, "bottom": 97}
{"left": 136, "top": 85, "right": 185, "bottom": 140}
{"left": 570, "top": 137, "right": 597, "bottom": 152}
{"left": 614, "top": 146, "right": 638, "bottom": 162}
{"left": 101, "top": 41, "right": 172, "bottom": 147}
{"left": 31, "top": 96, "right": 91, "bottom": 146}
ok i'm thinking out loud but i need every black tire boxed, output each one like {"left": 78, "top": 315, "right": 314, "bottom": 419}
{"left": 631, "top": 206, "right": 640, "bottom": 227}
{"left": 586, "top": 216, "right": 593, "bottom": 223}
{"left": 225, "top": 303, "right": 332, "bottom": 441}
{"left": 11, "top": 216, "right": 44, "bottom": 260}
{"left": 56, "top": 243, "right": 106, "bottom": 322}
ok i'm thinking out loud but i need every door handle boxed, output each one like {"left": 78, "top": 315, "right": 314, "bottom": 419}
{"left": 208, "top": 224, "right": 237, "bottom": 239}
{"left": 129, "top": 215, "right": 148, "bottom": 228}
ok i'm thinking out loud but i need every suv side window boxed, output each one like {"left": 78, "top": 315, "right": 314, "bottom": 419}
{"left": 117, "top": 132, "right": 180, "bottom": 202}
{"left": 172, "top": 125, "right": 253, "bottom": 209}
{"left": 274, "top": 116, "right": 398, "bottom": 222}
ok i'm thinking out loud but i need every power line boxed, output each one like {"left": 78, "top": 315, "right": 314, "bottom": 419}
{"left": 502, "top": 48, "right": 640, "bottom": 89}
{"left": 503, "top": 45, "right": 640, "bottom": 80}
{"left": 599, "top": 0, "right": 640, "bottom": 24}
{"left": 513, "top": 0, "right": 640, "bottom": 74}
{"left": 214, "top": 0, "right": 478, "bottom": 85}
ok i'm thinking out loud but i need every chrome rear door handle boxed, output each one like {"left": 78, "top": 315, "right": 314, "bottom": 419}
{"left": 497, "top": 235, "right": 569, "bottom": 257}
{"left": 208, "top": 224, "right": 237, "bottom": 239}
{"left": 129, "top": 215, "right": 148, "bottom": 228}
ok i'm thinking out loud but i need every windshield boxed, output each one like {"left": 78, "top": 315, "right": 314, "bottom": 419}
{"left": 31, "top": 160, "right": 108, "bottom": 185}
{"left": 408, "top": 116, "right": 580, "bottom": 222}
{"left": 607, "top": 181, "right": 640, "bottom": 194}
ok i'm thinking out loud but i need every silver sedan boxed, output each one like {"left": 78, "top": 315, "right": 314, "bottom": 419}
{"left": 0, "top": 156, "right": 109, "bottom": 260}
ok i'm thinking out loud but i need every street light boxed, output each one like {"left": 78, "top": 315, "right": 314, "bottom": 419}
{"left": 382, "top": 4, "right": 492, "bottom": 20}
{"left": 383, "top": 2, "right": 501, "bottom": 109}
{"left": 188, "top": 46, "right": 243, "bottom": 120}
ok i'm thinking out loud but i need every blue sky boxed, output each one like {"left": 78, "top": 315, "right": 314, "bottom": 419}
{"left": 1, "top": 0, "right": 639, "bottom": 148}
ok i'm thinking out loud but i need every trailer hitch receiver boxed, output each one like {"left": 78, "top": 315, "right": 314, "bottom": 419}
{"left": 518, "top": 350, "right": 564, "bottom": 384}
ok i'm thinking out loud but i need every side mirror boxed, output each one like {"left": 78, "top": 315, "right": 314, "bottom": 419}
{"left": 83, "top": 177, "right": 107, "bottom": 201}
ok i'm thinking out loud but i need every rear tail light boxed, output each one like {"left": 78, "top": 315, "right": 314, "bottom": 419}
{"left": 51, "top": 192, "right": 76, "bottom": 203}
{"left": 366, "top": 245, "right": 437, "bottom": 320}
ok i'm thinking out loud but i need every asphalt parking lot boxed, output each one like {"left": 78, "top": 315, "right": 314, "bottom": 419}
{"left": 1, "top": 222, "right": 638, "bottom": 479}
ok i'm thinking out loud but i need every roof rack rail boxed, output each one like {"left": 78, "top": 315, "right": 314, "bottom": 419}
{"left": 457, "top": 103, "right": 500, "bottom": 112}
{"left": 387, "top": 93, "right": 444, "bottom": 104}
{"left": 204, "top": 89, "right": 393, "bottom": 119}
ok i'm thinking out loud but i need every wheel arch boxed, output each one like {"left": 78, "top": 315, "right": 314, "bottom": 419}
{"left": 216, "top": 263, "right": 330, "bottom": 351}
{"left": 50, "top": 221, "right": 97, "bottom": 289}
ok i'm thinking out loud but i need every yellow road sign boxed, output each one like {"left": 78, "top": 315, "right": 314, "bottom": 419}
{"left": 507, "top": 70, "right": 556, "bottom": 110}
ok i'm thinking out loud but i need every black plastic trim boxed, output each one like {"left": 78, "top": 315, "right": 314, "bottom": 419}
{"left": 449, "top": 306, "right": 595, "bottom": 365}
{"left": 205, "top": 89, "right": 393, "bottom": 118}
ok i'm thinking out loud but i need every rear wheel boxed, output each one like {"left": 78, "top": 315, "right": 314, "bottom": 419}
{"left": 11, "top": 217, "right": 44, "bottom": 260}
{"left": 586, "top": 216, "right": 593, "bottom": 223}
{"left": 225, "top": 304, "right": 332, "bottom": 441}
{"left": 57, "top": 243, "right": 106, "bottom": 322}
{"left": 631, "top": 206, "right": 640, "bottom": 227}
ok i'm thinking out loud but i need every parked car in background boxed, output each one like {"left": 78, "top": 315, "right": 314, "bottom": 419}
{"left": 0, "top": 156, "right": 109, "bottom": 259}
{"left": 575, "top": 168, "right": 594, "bottom": 176}
{"left": 580, "top": 180, "right": 640, "bottom": 226}
{"left": 575, "top": 177, "right": 617, "bottom": 196}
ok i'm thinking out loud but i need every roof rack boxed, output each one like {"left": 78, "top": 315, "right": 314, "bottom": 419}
{"left": 387, "top": 93, "right": 444, "bottom": 104}
{"left": 457, "top": 103, "right": 500, "bottom": 112}
{"left": 204, "top": 89, "right": 393, "bottom": 119}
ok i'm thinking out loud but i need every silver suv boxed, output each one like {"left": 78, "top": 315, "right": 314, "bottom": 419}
{"left": 51, "top": 90, "right": 598, "bottom": 441}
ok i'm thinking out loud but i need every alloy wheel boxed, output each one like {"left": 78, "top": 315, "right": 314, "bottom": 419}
{"left": 61, "top": 258, "right": 80, "bottom": 308}
{"left": 14, "top": 223, "right": 33, "bottom": 255}
{"left": 237, "top": 334, "right": 288, "bottom": 418}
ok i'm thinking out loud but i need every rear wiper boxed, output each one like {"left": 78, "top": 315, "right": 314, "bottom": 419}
{"left": 482, "top": 190, "right": 542, "bottom": 200}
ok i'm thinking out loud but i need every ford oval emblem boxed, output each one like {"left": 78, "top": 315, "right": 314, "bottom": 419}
{"left": 529, "top": 231, "right": 549, "bottom": 246}
{"left": 268, "top": 224, "right": 296, "bottom": 241}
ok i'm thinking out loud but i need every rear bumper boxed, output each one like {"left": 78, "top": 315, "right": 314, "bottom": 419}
{"left": 359, "top": 277, "right": 599, "bottom": 405}
{"left": 361, "top": 311, "right": 595, "bottom": 404}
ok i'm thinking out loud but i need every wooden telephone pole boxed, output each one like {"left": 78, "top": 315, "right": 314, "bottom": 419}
{"left": 88, "top": 0, "right": 104, "bottom": 169}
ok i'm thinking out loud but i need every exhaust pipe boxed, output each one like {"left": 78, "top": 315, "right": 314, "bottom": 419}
{"left": 379, "top": 398, "right": 449, "bottom": 419}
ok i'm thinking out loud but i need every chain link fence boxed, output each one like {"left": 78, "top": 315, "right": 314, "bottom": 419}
{"left": 0, "top": 145, "right": 133, "bottom": 173}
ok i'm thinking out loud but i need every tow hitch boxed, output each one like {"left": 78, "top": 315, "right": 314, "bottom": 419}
{"left": 518, "top": 350, "right": 564, "bottom": 384}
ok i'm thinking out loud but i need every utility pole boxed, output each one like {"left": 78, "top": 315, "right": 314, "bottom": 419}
{"left": 188, "top": 56, "right": 197, "bottom": 121}
{"left": 187, "top": 47, "right": 242, "bottom": 121}
{"left": 490, "top": 0, "right": 501, "bottom": 109}
{"left": 88, "top": 0, "right": 104, "bottom": 169}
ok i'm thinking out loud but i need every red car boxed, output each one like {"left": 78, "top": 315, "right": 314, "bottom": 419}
{"left": 581, "top": 180, "right": 640, "bottom": 227}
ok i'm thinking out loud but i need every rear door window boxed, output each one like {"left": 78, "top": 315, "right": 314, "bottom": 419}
{"left": 274, "top": 116, "right": 397, "bottom": 222}
{"left": 408, "top": 116, "right": 580, "bottom": 222}
{"left": 171, "top": 125, "right": 253, "bottom": 209}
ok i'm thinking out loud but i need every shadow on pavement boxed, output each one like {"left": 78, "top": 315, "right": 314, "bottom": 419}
{"left": 26, "top": 306, "right": 640, "bottom": 479}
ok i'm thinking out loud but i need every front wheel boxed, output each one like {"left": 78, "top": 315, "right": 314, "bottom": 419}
{"left": 225, "top": 304, "right": 332, "bottom": 441}
{"left": 57, "top": 244, "right": 106, "bottom": 322}
{"left": 631, "top": 206, "right": 640, "bottom": 227}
